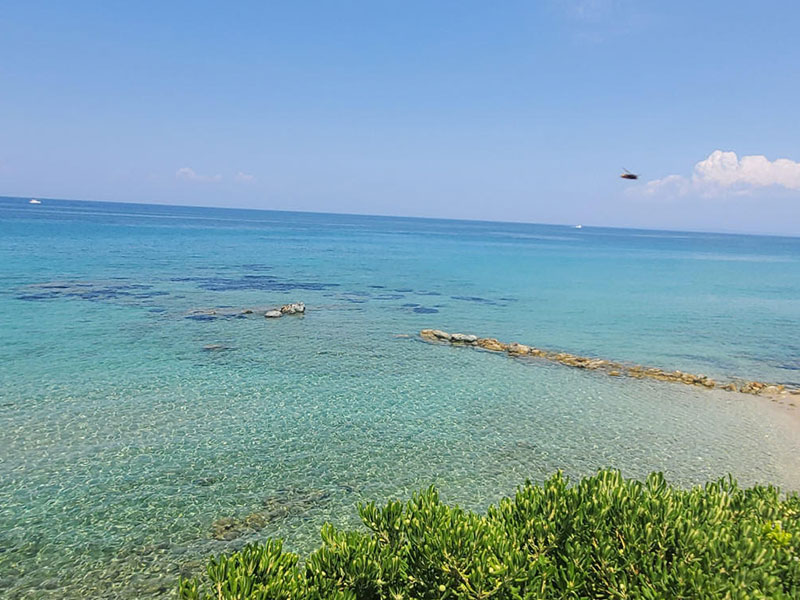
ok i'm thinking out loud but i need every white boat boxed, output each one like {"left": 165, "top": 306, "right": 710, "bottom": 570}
{"left": 29, "top": 199, "right": 41, "bottom": 204}
{"left": 574, "top": 224, "right": 582, "bottom": 229}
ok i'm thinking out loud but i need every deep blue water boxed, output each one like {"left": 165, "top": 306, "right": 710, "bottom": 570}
{"left": 1, "top": 196, "right": 799, "bottom": 598}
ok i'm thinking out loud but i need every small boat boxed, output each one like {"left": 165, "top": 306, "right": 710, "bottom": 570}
{"left": 575, "top": 224, "right": 582, "bottom": 229}
{"left": 29, "top": 199, "right": 41, "bottom": 204}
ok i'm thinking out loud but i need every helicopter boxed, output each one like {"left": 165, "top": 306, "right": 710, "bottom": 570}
{"left": 620, "top": 168, "right": 639, "bottom": 180}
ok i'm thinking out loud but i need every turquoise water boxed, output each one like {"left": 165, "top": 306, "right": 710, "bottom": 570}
{"left": 1, "top": 196, "right": 799, "bottom": 598}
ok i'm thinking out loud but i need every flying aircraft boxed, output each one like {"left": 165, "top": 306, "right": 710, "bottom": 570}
{"left": 620, "top": 168, "right": 639, "bottom": 180}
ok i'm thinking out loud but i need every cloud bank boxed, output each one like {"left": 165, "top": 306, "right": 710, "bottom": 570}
{"left": 645, "top": 150, "right": 800, "bottom": 196}
{"left": 176, "top": 167, "right": 222, "bottom": 183}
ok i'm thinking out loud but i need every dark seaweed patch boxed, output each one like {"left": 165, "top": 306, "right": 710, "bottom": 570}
{"left": 402, "top": 303, "right": 421, "bottom": 308}
{"left": 173, "top": 275, "right": 339, "bottom": 292}
{"left": 239, "top": 264, "right": 272, "bottom": 271}
{"left": 394, "top": 288, "right": 413, "bottom": 293}
{"left": 16, "top": 281, "right": 168, "bottom": 303}
{"left": 450, "top": 295, "right": 513, "bottom": 306}
{"left": 367, "top": 285, "right": 386, "bottom": 289}
{"left": 413, "top": 307, "right": 439, "bottom": 314}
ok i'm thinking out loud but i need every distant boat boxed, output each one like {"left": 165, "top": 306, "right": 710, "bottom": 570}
{"left": 29, "top": 199, "right": 41, "bottom": 204}
{"left": 575, "top": 224, "right": 582, "bottom": 229}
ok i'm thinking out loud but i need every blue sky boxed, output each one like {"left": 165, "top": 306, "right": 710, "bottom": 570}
{"left": 1, "top": 1, "right": 799, "bottom": 234}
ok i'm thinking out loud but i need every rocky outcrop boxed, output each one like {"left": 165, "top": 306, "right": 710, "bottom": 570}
{"left": 187, "top": 303, "right": 307, "bottom": 320}
{"left": 418, "top": 329, "right": 796, "bottom": 399}
{"left": 280, "top": 302, "right": 306, "bottom": 315}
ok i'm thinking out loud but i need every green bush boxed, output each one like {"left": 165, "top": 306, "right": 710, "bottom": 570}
{"left": 179, "top": 470, "right": 799, "bottom": 599}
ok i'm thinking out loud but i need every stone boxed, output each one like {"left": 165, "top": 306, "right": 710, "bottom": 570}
{"left": 265, "top": 310, "right": 282, "bottom": 318}
{"left": 721, "top": 383, "right": 737, "bottom": 391}
{"left": 585, "top": 359, "right": 608, "bottom": 370}
{"left": 244, "top": 512, "right": 269, "bottom": 529}
{"left": 507, "top": 343, "right": 531, "bottom": 355}
{"left": 450, "top": 333, "right": 478, "bottom": 344}
{"left": 761, "top": 385, "right": 784, "bottom": 395}
{"left": 280, "top": 302, "right": 306, "bottom": 315}
{"left": 476, "top": 338, "right": 506, "bottom": 352}
{"left": 608, "top": 370, "right": 621, "bottom": 376}
{"left": 211, "top": 517, "right": 242, "bottom": 541}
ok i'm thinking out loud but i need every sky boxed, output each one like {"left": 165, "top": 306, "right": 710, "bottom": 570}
{"left": 1, "top": 1, "right": 799, "bottom": 234}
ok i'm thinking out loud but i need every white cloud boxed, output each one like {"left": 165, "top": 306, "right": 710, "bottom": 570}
{"left": 234, "top": 171, "right": 256, "bottom": 183}
{"left": 644, "top": 150, "right": 800, "bottom": 197}
{"left": 176, "top": 167, "right": 222, "bottom": 183}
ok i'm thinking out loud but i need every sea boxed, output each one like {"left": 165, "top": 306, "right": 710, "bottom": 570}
{"left": 1, "top": 196, "right": 799, "bottom": 598}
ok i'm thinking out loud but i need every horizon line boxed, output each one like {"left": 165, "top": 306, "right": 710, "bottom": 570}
{"left": 2, "top": 193, "right": 797, "bottom": 240}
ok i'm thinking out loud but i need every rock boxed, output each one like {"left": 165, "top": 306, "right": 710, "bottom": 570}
{"left": 761, "top": 385, "right": 785, "bottom": 395}
{"left": 721, "top": 383, "right": 737, "bottom": 391}
{"left": 243, "top": 512, "right": 269, "bottom": 529}
{"left": 450, "top": 333, "right": 478, "bottom": 344}
{"left": 211, "top": 517, "right": 242, "bottom": 541}
{"left": 202, "top": 344, "right": 231, "bottom": 352}
{"left": 419, "top": 329, "right": 451, "bottom": 341}
{"left": 585, "top": 359, "right": 608, "bottom": 370}
{"left": 426, "top": 329, "right": 451, "bottom": 341}
{"left": 265, "top": 310, "right": 282, "bottom": 318}
{"left": 241, "top": 309, "right": 254, "bottom": 315}
{"left": 476, "top": 338, "right": 506, "bottom": 352}
{"left": 280, "top": 302, "right": 306, "bottom": 315}
{"left": 507, "top": 343, "right": 531, "bottom": 355}
{"left": 609, "top": 370, "right": 621, "bottom": 376}
{"left": 739, "top": 381, "right": 767, "bottom": 394}
{"left": 699, "top": 377, "right": 716, "bottom": 388}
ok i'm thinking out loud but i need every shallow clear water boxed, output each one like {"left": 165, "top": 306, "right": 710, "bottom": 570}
{"left": 1, "top": 197, "right": 799, "bottom": 598}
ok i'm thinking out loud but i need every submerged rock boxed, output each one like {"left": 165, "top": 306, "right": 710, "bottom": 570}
{"left": 210, "top": 488, "right": 333, "bottom": 541}
{"left": 211, "top": 517, "right": 242, "bottom": 541}
{"left": 202, "top": 344, "right": 232, "bottom": 352}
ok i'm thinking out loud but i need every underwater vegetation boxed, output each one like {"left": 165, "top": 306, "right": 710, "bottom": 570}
{"left": 179, "top": 469, "right": 799, "bottom": 599}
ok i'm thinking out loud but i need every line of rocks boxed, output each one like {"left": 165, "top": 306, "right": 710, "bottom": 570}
{"left": 419, "top": 329, "right": 798, "bottom": 399}
{"left": 186, "top": 302, "right": 306, "bottom": 320}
